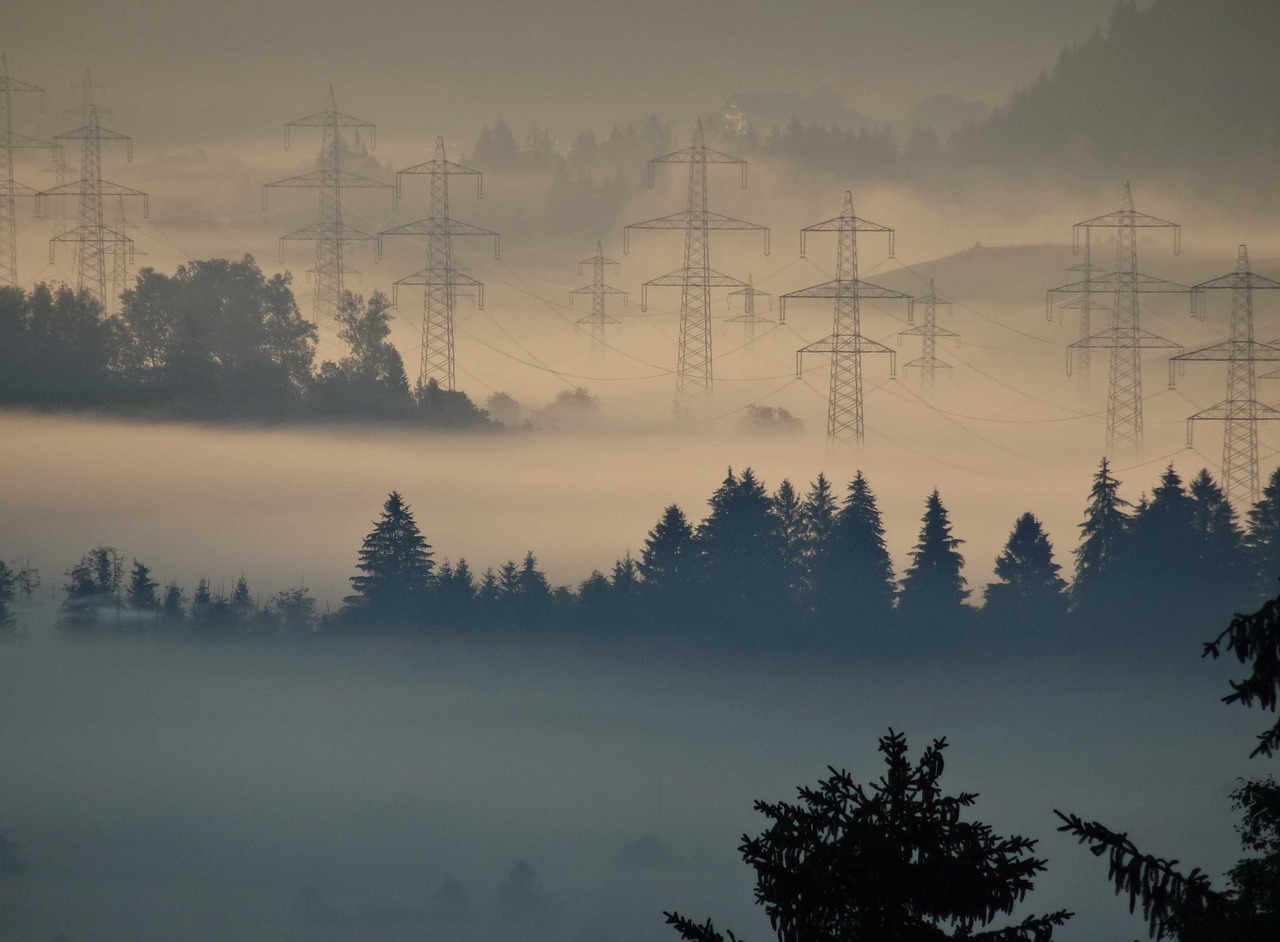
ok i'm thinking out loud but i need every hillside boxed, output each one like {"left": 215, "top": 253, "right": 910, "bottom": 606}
{"left": 950, "top": 0, "right": 1280, "bottom": 177}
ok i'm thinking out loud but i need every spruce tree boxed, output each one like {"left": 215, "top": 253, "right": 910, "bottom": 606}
{"left": 1072, "top": 458, "right": 1131, "bottom": 611}
{"left": 344, "top": 491, "right": 435, "bottom": 627}
{"left": 0, "top": 561, "right": 15, "bottom": 632}
{"left": 899, "top": 490, "right": 969, "bottom": 620}
{"left": 639, "top": 504, "right": 696, "bottom": 594}
{"left": 773, "top": 479, "right": 807, "bottom": 599}
{"left": 984, "top": 513, "right": 1067, "bottom": 622}
{"left": 819, "top": 471, "right": 897, "bottom": 624}
{"left": 695, "top": 467, "right": 786, "bottom": 619}
{"left": 1189, "top": 468, "right": 1248, "bottom": 608}
{"left": 800, "top": 473, "right": 839, "bottom": 609}
{"left": 1246, "top": 466, "right": 1280, "bottom": 600}
{"left": 126, "top": 559, "right": 159, "bottom": 611}
{"left": 230, "top": 574, "right": 253, "bottom": 619}
{"left": 160, "top": 583, "right": 185, "bottom": 623}
{"left": 1122, "top": 465, "right": 1199, "bottom": 614}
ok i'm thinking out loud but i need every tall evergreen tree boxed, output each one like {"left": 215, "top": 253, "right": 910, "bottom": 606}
{"left": 800, "top": 474, "right": 839, "bottom": 608}
{"left": 344, "top": 491, "right": 435, "bottom": 627}
{"left": 1122, "top": 465, "right": 1199, "bottom": 613}
{"left": 126, "top": 559, "right": 159, "bottom": 611}
{"left": 773, "top": 479, "right": 807, "bottom": 599}
{"left": 160, "top": 583, "right": 185, "bottom": 623}
{"left": 1189, "top": 468, "right": 1248, "bottom": 607}
{"left": 899, "top": 490, "right": 969, "bottom": 620}
{"left": 816, "top": 472, "right": 897, "bottom": 624}
{"left": 0, "top": 561, "right": 15, "bottom": 632}
{"left": 639, "top": 504, "right": 697, "bottom": 595}
{"left": 696, "top": 468, "right": 786, "bottom": 620}
{"left": 1246, "top": 466, "right": 1280, "bottom": 600}
{"left": 984, "top": 513, "right": 1067, "bottom": 622}
{"left": 1072, "top": 458, "right": 1131, "bottom": 611}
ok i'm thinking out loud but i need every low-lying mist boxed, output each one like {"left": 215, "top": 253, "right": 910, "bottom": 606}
{"left": 0, "top": 630, "right": 1256, "bottom": 942}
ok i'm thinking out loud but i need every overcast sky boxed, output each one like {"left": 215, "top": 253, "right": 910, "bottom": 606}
{"left": 9, "top": 0, "right": 1122, "bottom": 141}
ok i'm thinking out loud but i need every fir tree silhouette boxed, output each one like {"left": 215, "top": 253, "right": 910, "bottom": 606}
{"left": 666, "top": 729, "right": 1071, "bottom": 942}
{"left": 772, "top": 479, "right": 807, "bottom": 600}
{"left": 344, "top": 491, "right": 435, "bottom": 628}
{"left": 820, "top": 472, "right": 897, "bottom": 627}
{"left": 126, "top": 559, "right": 159, "bottom": 611}
{"left": 1072, "top": 458, "right": 1131, "bottom": 614}
{"left": 1246, "top": 467, "right": 1280, "bottom": 601}
{"left": 800, "top": 474, "right": 840, "bottom": 612}
{"left": 899, "top": 490, "right": 969, "bottom": 622}
{"left": 696, "top": 468, "right": 787, "bottom": 627}
{"left": 984, "top": 512, "right": 1067, "bottom": 625}
{"left": 640, "top": 504, "right": 697, "bottom": 597}
{"left": 1189, "top": 468, "right": 1249, "bottom": 611}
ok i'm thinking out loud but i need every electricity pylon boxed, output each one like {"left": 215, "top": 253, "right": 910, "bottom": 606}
{"left": 378, "top": 136, "right": 498, "bottom": 391}
{"left": 1169, "top": 245, "right": 1280, "bottom": 508}
{"left": 0, "top": 54, "right": 49, "bottom": 287}
{"left": 569, "top": 240, "right": 625, "bottom": 354}
{"left": 623, "top": 118, "right": 768, "bottom": 400}
{"left": 109, "top": 193, "right": 144, "bottom": 303}
{"left": 262, "top": 88, "right": 394, "bottom": 323}
{"left": 1069, "top": 183, "right": 1183, "bottom": 454}
{"left": 898, "top": 278, "right": 958, "bottom": 396}
{"left": 36, "top": 104, "right": 148, "bottom": 313}
{"left": 780, "top": 191, "right": 911, "bottom": 445}
{"left": 1045, "top": 238, "right": 1110, "bottom": 390}
{"left": 726, "top": 275, "right": 772, "bottom": 355}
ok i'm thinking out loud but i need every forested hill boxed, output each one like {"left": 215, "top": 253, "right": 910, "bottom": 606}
{"left": 950, "top": 0, "right": 1280, "bottom": 177}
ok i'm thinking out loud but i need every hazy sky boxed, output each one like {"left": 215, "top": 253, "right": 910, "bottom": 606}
{"left": 9, "top": 0, "right": 1122, "bottom": 140}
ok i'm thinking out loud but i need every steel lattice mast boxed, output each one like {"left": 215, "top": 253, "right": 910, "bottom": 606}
{"left": 378, "top": 136, "right": 498, "bottom": 391}
{"left": 898, "top": 278, "right": 958, "bottom": 396}
{"left": 623, "top": 118, "right": 768, "bottom": 400}
{"left": 1168, "top": 245, "right": 1280, "bottom": 508}
{"left": 1046, "top": 245, "right": 1111, "bottom": 392}
{"left": 36, "top": 104, "right": 148, "bottom": 313}
{"left": 569, "top": 240, "right": 625, "bottom": 355}
{"left": 263, "top": 88, "right": 393, "bottom": 323}
{"left": 1069, "top": 183, "right": 1184, "bottom": 453}
{"left": 780, "top": 191, "right": 910, "bottom": 445}
{"left": 0, "top": 54, "right": 49, "bottom": 287}
{"left": 726, "top": 275, "right": 772, "bottom": 355}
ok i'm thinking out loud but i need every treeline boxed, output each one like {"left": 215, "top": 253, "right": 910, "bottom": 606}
{"left": 0, "top": 257, "right": 493, "bottom": 428}
{"left": 8, "top": 459, "right": 1280, "bottom": 654}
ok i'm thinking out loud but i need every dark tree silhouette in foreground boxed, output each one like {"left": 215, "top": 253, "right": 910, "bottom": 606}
{"left": 1205, "top": 591, "right": 1280, "bottom": 759}
{"left": 899, "top": 490, "right": 969, "bottom": 621}
{"left": 1246, "top": 466, "right": 1280, "bottom": 601}
{"left": 666, "top": 730, "right": 1070, "bottom": 942}
{"left": 344, "top": 491, "right": 435, "bottom": 627}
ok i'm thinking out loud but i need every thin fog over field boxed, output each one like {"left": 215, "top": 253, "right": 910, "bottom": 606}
{"left": 4, "top": 1, "right": 1280, "bottom": 942}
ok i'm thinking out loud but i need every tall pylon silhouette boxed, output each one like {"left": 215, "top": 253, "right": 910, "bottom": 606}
{"left": 726, "top": 275, "right": 772, "bottom": 356}
{"left": 1045, "top": 232, "right": 1109, "bottom": 392}
{"left": 1170, "top": 245, "right": 1280, "bottom": 508}
{"left": 623, "top": 118, "right": 768, "bottom": 400}
{"left": 569, "top": 240, "right": 625, "bottom": 355}
{"left": 37, "top": 103, "right": 148, "bottom": 313}
{"left": 898, "top": 278, "right": 958, "bottom": 396}
{"left": 263, "top": 88, "right": 393, "bottom": 322}
{"left": 1068, "top": 183, "right": 1184, "bottom": 453}
{"left": 0, "top": 54, "right": 48, "bottom": 288}
{"left": 781, "top": 191, "right": 911, "bottom": 445}
{"left": 378, "top": 136, "right": 498, "bottom": 391}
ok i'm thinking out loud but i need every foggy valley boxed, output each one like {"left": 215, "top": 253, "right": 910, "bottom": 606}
{"left": 3, "top": 1, "right": 1280, "bottom": 941}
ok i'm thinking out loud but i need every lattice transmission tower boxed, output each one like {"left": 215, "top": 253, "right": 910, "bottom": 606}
{"left": 569, "top": 240, "right": 625, "bottom": 354}
{"left": 1045, "top": 235, "right": 1109, "bottom": 390}
{"left": 1068, "top": 183, "right": 1184, "bottom": 454}
{"left": 378, "top": 136, "right": 498, "bottom": 391}
{"left": 1168, "top": 245, "right": 1280, "bottom": 508}
{"left": 36, "top": 103, "right": 148, "bottom": 313}
{"left": 0, "top": 54, "right": 48, "bottom": 287}
{"left": 780, "top": 191, "right": 910, "bottom": 445}
{"left": 898, "top": 279, "right": 958, "bottom": 396}
{"left": 726, "top": 275, "right": 772, "bottom": 356}
{"left": 263, "top": 88, "right": 394, "bottom": 323}
{"left": 623, "top": 118, "right": 768, "bottom": 400}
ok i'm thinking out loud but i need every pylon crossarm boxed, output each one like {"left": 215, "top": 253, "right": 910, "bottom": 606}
{"left": 265, "top": 168, "right": 393, "bottom": 190}
{"left": 1049, "top": 271, "right": 1191, "bottom": 294}
{"left": 1172, "top": 341, "right": 1280, "bottom": 363}
{"left": 1070, "top": 328, "right": 1183, "bottom": 350}
{"left": 395, "top": 266, "right": 482, "bottom": 288}
{"left": 4, "top": 131, "right": 54, "bottom": 151}
{"left": 798, "top": 335, "right": 896, "bottom": 355}
{"left": 1189, "top": 401, "right": 1280, "bottom": 422}
{"left": 55, "top": 124, "right": 131, "bottom": 146}
{"left": 37, "top": 181, "right": 149, "bottom": 218}
{"left": 380, "top": 217, "right": 497, "bottom": 240}
{"left": 1194, "top": 272, "right": 1280, "bottom": 291}
{"left": 649, "top": 145, "right": 745, "bottom": 166}
{"left": 1073, "top": 209, "right": 1181, "bottom": 229}
{"left": 782, "top": 277, "right": 911, "bottom": 301}
{"left": 801, "top": 213, "right": 893, "bottom": 234}
{"left": 50, "top": 227, "right": 133, "bottom": 246}
{"left": 1053, "top": 295, "right": 1113, "bottom": 312}
{"left": 903, "top": 356, "right": 954, "bottom": 369}
{"left": 643, "top": 267, "right": 748, "bottom": 289}
{"left": 572, "top": 284, "right": 626, "bottom": 297}
{"left": 286, "top": 109, "right": 375, "bottom": 131}
{"left": 281, "top": 221, "right": 377, "bottom": 241}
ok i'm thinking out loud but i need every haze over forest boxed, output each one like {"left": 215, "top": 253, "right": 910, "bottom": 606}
{"left": 3, "top": 2, "right": 1280, "bottom": 942}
